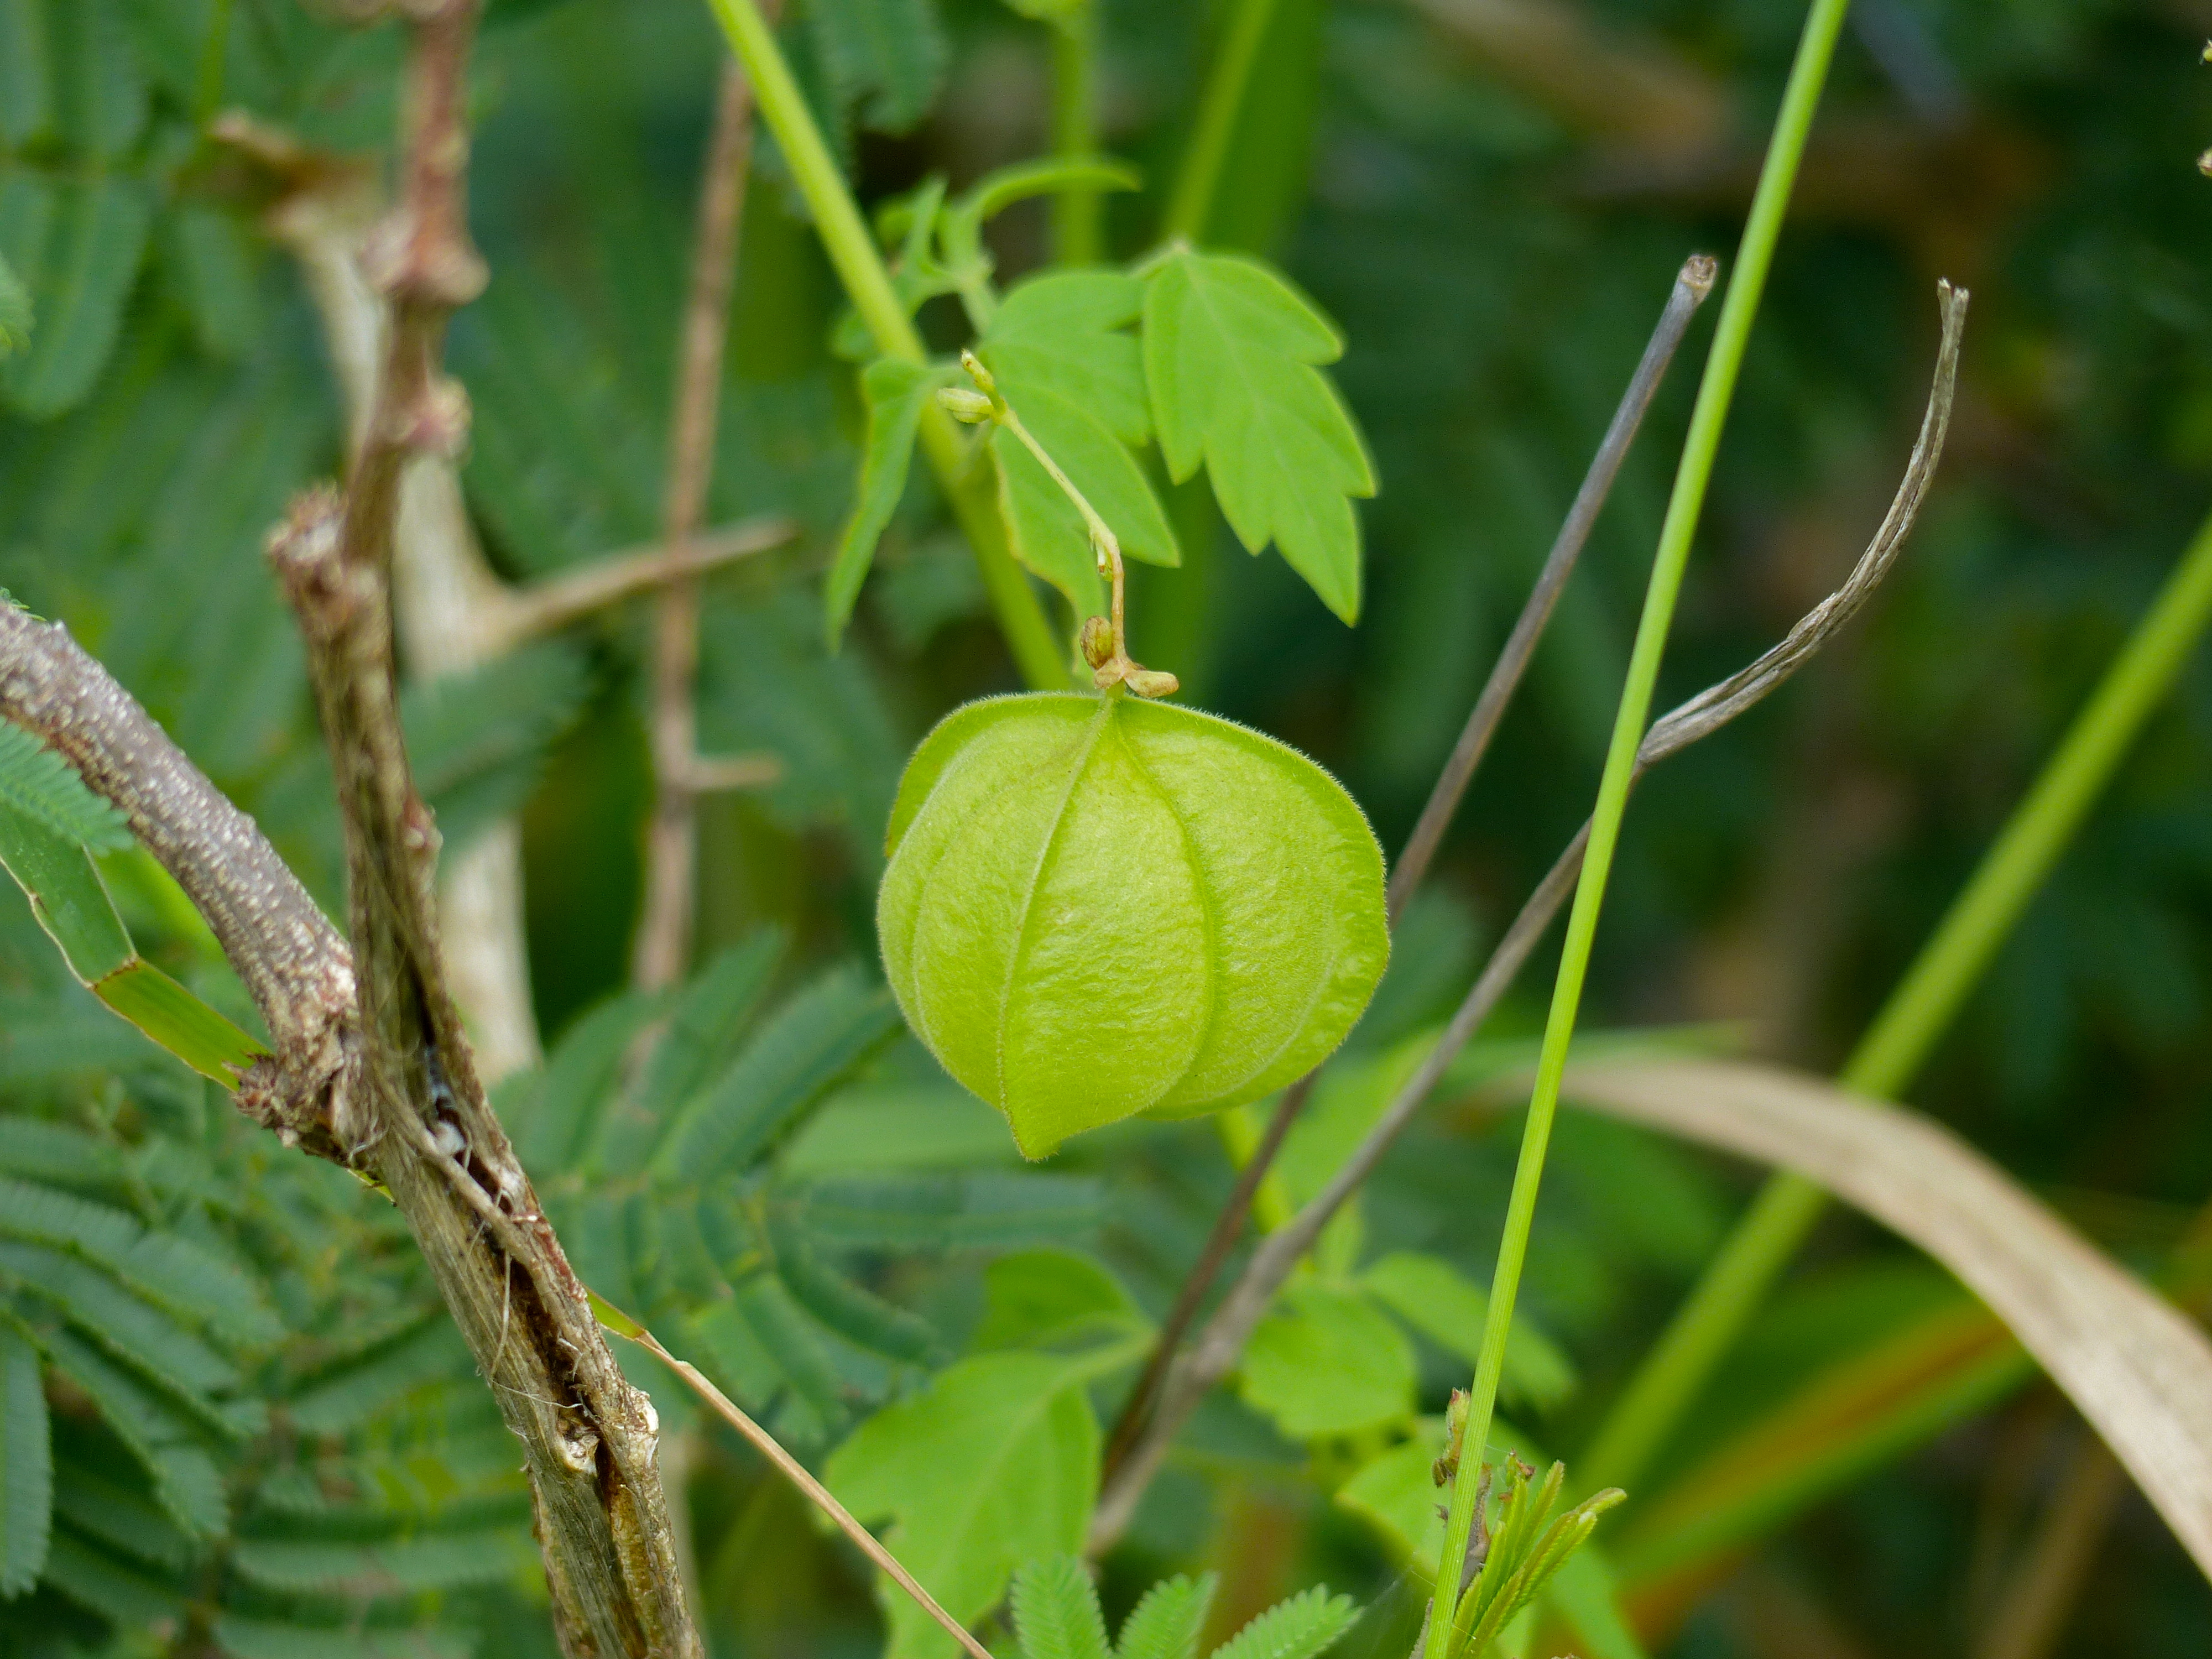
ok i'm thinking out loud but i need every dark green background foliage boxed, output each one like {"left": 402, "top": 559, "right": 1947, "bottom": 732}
{"left": 2, "top": 0, "right": 2211, "bottom": 1655}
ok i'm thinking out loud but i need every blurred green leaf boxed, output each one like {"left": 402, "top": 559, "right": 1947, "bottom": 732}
{"left": 797, "top": 1172, "right": 1105, "bottom": 1251}
{"left": 806, "top": 0, "right": 947, "bottom": 135}
{"left": 0, "top": 173, "right": 150, "bottom": 418}
{"left": 1361, "top": 1251, "right": 1577, "bottom": 1413}
{"left": 653, "top": 964, "right": 901, "bottom": 1181}
{"left": 826, "top": 1351, "right": 1104, "bottom": 1659}
{"left": 404, "top": 641, "right": 591, "bottom": 857}
{"left": 166, "top": 208, "right": 261, "bottom": 362}
{"left": 827, "top": 356, "right": 941, "bottom": 646}
{"left": 0, "top": 1323, "right": 51, "bottom": 1596}
{"left": 971, "top": 1248, "right": 1145, "bottom": 1353}
{"left": 780, "top": 1079, "right": 1018, "bottom": 1175}
{"left": 0, "top": 248, "right": 28, "bottom": 357}
{"left": 1239, "top": 1280, "right": 1415, "bottom": 1441}
{"left": 1333, "top": 1418, "right": 1446, "bottom": 1568}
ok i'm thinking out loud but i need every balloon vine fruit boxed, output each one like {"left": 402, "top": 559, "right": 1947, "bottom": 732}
{"left": 878, "top": 691, "right": 1390, "bottom": 1159}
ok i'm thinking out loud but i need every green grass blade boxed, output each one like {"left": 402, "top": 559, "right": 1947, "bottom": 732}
{"left": 0, "top": 800, "right": 265, "bottom": 1087}
{"left": 92, "top": 961, "right": 262, "bottom": 1088}
{"left": 1423, "top": 6, "right": 1853, "bottom": 1650}
{"left": 0, "top": 800, "right": 133, "bottom": 980}
{"left": 1585, "top": 507, "right": 2212, "bottom": 1496}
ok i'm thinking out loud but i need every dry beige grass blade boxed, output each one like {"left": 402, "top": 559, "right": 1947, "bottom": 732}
{"left": 1558, "top": 1056, "right": 2212, "bottom": 1579}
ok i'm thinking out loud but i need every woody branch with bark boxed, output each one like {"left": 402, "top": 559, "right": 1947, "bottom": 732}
{"left": 2, "top": 4, "right": 700, "bottom": 1653}
{"left": 208, "top": 103, "right": 791, "bottom": 1085}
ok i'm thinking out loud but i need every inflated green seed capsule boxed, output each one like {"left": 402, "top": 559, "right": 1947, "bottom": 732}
{"left": 877, "top": 691, "right": 1389, "bottom": 1159}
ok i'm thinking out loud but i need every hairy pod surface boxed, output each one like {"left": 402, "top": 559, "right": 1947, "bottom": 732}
{"left": 878, "top": 692, "right": 1389, "bottom": 1157}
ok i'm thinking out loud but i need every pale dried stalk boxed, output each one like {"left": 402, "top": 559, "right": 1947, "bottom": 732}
{"left": 1559, "top": 1057, "right": 2212, "bottom": 1581}
{"left": 635, "top": 51, "right": 768, "bottom": 993}
{"left": 484, "top": 516, "right": 798, "bottom": 656}
{"left": 1971, "top": 1432, "right": 2125, "bottom": 1659}
{"left": 1089, "top": 285, "right": 1966, "bottom": 1548}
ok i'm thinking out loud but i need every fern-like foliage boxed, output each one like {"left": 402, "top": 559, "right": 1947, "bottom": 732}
{"left": 1011, "top": 1553, "right": 1112, "bottom": 1659}
{"left": 0, "top": 1052, "right": 547, "bottom": 1655}
{"left": 1008, "top": 1557, "right": 1356, "bottom": 1659}
{"left": 0, "top": 720, "right": 129, "bottom": 853}
{"left": 502, "top": 928, "right": 1104, "bottom": 1451}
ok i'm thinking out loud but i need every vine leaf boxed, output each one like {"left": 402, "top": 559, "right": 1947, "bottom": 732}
{"left": 1238, "top": 1280, "right": 1415, "bottom": 1441}
{"left": 978, "top": 272, "right": 1150, "bottom": 444}
{"left": 1141, "top": 249, "right": 1374, "bottom": 623}
{"left": 826, "top": 357, "right": 947, "bottom": 647}
{"left": 979, "top": 271, "right": 1174, "bottom": 617}
{"left": 825, "top": 1352, "right": 1102, "bottom": 1659}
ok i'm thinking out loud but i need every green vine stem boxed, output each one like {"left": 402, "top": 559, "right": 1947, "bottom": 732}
{"left": 703, "top": 0, "right": 1067, "bottom": 690}
{"left": 1421, "top": 2, "right": 1852, "bottom": 1652}
{"left": 1050, "top": 3, "right": 1103, "bottom": 265}
{"left": 1161, "top": 0, "right": 1284, "bottom": 243}
{"left": 950, "top": 354, "right": 1177, "bottom": 697}
{"left": 1580, "top": 506, "right": 2212, "bottom": 1498}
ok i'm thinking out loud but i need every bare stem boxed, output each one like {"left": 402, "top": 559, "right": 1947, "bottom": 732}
{"left": 957, "top": 352, "right": 1177, "bottom": 697}
{"left": 484, "top": 516, "right": 797, "bottom": 655}
{"left": 1087, "top": 285, "right": 1966, "bottom": 1550}
{"left": 635, "top": 51, "right": 767, "bottom": 993}
{"left": 1387, "top": 254, "right": 1715, "bottom": 922}
{"left": 1099, "top": 255, "right": 1715, "bottom": 1478}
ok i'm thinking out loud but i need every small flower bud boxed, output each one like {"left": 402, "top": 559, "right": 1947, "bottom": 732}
{"left": 957, "top": 348, "right": 998, "bottom": 397}
{"left": 1079, "top": 616, "right": 1115, "bottom": 668}
{"left": 938, "top": 387, "right": 996, "bottom": 424}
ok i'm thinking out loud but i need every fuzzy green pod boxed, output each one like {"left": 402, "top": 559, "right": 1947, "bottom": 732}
{"left": 877, "top": 692, "right": 1389, "bottom": 1158}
